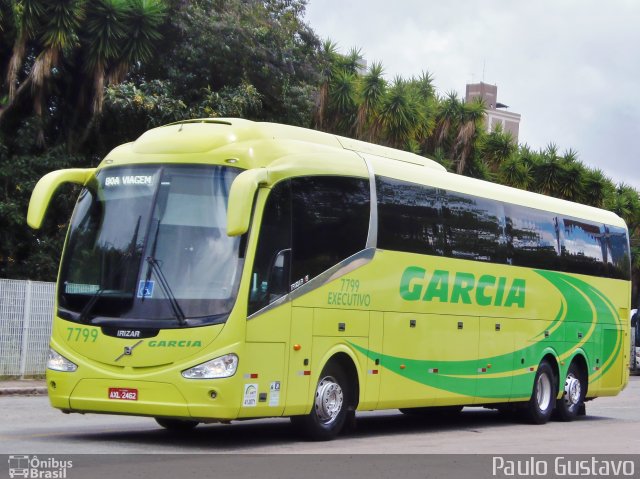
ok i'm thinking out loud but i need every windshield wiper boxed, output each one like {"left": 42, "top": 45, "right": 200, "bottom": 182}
{"left": 145, "top": 256, "right": 187, "bottom": 326}
{"left": 77, "top": 287, "right": 105, "bottom": 323}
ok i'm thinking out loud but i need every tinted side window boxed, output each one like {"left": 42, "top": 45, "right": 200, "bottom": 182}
{"left": 605, "top": 225, "right": 631, "bottom": 280}
{"left": 442, "top": 191, "right": 506, "bottom": 263}
{"left": 291, "top": 176, "right": 369, "bottom": 284}
{"left": 561, "top": 219, "right": 605, "bottom": 276}
{"left": 506, "top": 205, "right": 560, "bottom": 270}
{"left": 248, "top": 181, "right": 291, "bottom": 315}
{"left": 376, "top": 176, "right": 443, "bottom": 256}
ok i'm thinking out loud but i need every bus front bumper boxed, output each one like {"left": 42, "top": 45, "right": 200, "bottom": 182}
{"left": 47, "top": 373, "right": 241, "bottom": 421}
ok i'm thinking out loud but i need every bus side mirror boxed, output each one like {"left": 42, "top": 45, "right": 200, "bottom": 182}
{"left": 27, "top": 168, "right": 95, "bottom": 229}
{"left": 227, "top": 168, "right": 268, "bottom": 237}
{"left": 268, "top": 248, "right": 291, "bottom": 300}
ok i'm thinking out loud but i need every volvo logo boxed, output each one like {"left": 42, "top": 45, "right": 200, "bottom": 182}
{"left": 114, "top": 340, "right": 144, "bottom": 362}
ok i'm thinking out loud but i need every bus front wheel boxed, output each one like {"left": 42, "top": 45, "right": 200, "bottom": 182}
{"left": 522, "top": 360, "right": 556, "bottom": 424}
{"left": 291, "top": 363, "right": 351, "bottom": 441}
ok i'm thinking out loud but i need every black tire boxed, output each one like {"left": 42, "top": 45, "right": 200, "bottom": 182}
{"left": 290, "top": 363, "right": 352, "bottom": 441}
{"left": 553, "top": 361, "right": 586, "bottom": 421}
{"left": 399, "top": 405, "right": 463, "bottom": 417}
{"left": 155, "top": 417, "right": 199, "bottom": 431}
{"left": 522, "top": 360, "right": 556, "bottom": 424}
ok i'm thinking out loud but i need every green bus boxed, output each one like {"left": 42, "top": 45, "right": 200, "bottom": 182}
{"left": 28, "top": 118, "right": 631, "bottom": 440}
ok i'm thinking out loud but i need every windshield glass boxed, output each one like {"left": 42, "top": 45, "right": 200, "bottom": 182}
{"left": 58, "top": 165, "right": 243, "bottom": 326}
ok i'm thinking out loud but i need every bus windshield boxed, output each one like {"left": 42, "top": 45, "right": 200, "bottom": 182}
{"left": 58, "top": 164, "right": 243, "bottom": 327}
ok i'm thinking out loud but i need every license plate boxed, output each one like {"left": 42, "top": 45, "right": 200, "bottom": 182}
{"left": 108, "top": 387, "right": 138, "bottom": 401}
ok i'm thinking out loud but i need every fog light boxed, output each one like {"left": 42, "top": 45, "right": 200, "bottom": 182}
{"left": 209, "top": 390, "right": 218, "bottom": 399}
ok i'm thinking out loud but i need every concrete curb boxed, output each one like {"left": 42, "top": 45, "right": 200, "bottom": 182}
{"left": 0, "top": 381, "right": 48, "bottom": 396}
{"left": 0, "top": 387, "right": 48, "bottom": 396}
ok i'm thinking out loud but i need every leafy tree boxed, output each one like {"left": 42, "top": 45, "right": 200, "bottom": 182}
{"left": 148, "top": 0, "right": 320, "bottom": 126}
{"left": 0, "top": 0, "right": 322, "bottom": 280}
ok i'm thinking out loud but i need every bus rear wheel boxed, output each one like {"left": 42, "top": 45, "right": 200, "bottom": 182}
{"left": 522, "top": 360, "right": 556, "bottom": 424}
{"left": 155, "top": 417, "right": 199, "bottom": 431}
{"left": 291, "top": 363, "right": 351, "bottom": 441}
{"left": 554, "top": 362, "right": 586, "bottom": 421}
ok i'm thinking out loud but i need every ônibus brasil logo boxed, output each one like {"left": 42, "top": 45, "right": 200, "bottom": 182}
{"left": 7, "top": 455, "right": 73, "bottom": 478}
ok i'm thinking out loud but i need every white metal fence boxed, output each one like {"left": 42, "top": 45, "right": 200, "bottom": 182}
{"left": 0, "top": 279, "right": 55, "bottom": 377}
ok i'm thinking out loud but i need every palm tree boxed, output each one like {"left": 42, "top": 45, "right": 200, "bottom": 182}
{"left": 606, "top": 184, "right": 640, "bottom": 233}
{"left": 452, "top": 97, "right": 484, "bottom": 174}
{"left": 555, "top": 159, "right": 585, "bottom": 202}
{"left": 480, "top": 125, "right": 516, "bottom": 173}
{"left": 77, "top": 0, "right": 164, "bottom": 142}
{"left": 377, "top": 76, "right": 422, "bottom": 149}
{"left": 339, "top": 47, "right": 363, "bottom": 75}
{"left": 327, "top": 68, "right": 357, "bottom": 135}
{"left": 533, "top": 156, "right": 564, "bottom": 197}
{"left": 499, "top": 156, "right": 533, "bottom": 189}
{"left": 432, "top": 91, "right": 461, "bottom": 151}
{"left": 83, "top": 0, "right": 129, "bottom": 116}
{"left": 408, "top": 71, "right": 436, "bottom": 150}
{"left": 3, "top": 0, "right": 45, "bottom": 103}
{"left": 355, "top": 61, "right": 385, "bottom": 141}
{"left": 1, "top": 1, "right": 85, "bottom": 143}
{"left": 0, "top": 0, "right": 165, "bottom": 145}
{"left": 313, "top": 39, "right": 339, "bottom": 130}
{"left": 0, "top": 0, "right": 9, "bottom": 34}
{"left": 31, "top": 0, "right": 85, "bottom": 143}
{"left": 582, "top": 168, "right": 612, "bottom": 208}
{"left": 412, "top": 70, "right": 436, "bottom": 101}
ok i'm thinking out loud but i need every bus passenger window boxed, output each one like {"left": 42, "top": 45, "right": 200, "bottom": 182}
{"left": 561, "top": 219, "right": 605, "bottom": 276}
{"left": 605, "top": 225, "right": 631, "bottom": 280}
{"left": 376, "top": 176, "right": 444, "bottom": 256}
{"left": 442, "top": 191, "right": 505, "bottom": 263}
{"left": 506, "top": 206, "right": 560, "bottom": 270}
{"left": 290, "top": 176, "right": 369, "bottom": 285}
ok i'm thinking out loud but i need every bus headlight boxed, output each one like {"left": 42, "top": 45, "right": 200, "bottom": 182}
{"left": 182, "top": 353, "right": 238, "bottom": 379}
{"left": 47, "top": 348, "right": 78, "bottom": 372}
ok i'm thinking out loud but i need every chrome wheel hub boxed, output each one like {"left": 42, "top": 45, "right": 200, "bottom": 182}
{"left": 314, "top": 376, "right": 344, "bottom": 424}
{"left": 536, "top": 373, "right": 552, "bottom": 411}
{"left": 564, "top": 374, "right": 582, "bottom": 406}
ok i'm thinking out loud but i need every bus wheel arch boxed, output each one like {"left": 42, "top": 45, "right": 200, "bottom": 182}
{"left": 291, "top": 352, "right": 359, "bottom": 440}
{"left": 554, "top": 354, "right": 588, "bottom": 421}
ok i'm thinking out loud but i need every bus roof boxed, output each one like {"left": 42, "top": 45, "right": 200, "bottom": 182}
{"left": 104, "top": 118, "right": 446, "bottom": 171}
{"left": 102, "top": 118, "right": 626, "bottom": 229}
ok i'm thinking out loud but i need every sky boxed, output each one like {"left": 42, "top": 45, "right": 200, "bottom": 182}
{"left": 304, "top": 0, "right": 640, "bottom": 190}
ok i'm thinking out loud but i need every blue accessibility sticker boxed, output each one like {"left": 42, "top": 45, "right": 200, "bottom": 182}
{"left": 137, "top": 280, "right": 155, "bottom": 298}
